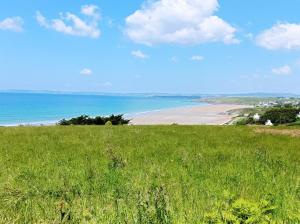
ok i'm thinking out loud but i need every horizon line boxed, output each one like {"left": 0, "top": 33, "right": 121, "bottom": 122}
{"left": 0, "top": 89, "right": 300, "bottom": 97}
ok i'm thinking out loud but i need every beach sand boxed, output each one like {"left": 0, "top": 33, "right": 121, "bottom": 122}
{"left": 130, "top": 104, "right": 250, "bottom": 125}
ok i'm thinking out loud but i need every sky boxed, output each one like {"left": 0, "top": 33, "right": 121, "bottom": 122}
{"left": 1, "top": 0, "right": 300, "bottom": 94}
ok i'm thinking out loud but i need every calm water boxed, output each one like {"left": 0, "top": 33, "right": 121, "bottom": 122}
{"left": 0, "top": 93, "right": 202, "bottom": 125}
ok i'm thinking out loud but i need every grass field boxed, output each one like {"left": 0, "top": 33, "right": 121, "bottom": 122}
{"left": 198, "top": 97, "right": 275, "bottom": 105}
{"left": 199, "top": 96, "right": 300, "bottom": 106}
{"left": 0, "top": 126, "right": 299, "bottom": 223}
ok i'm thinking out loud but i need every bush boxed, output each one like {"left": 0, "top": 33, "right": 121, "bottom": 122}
{"left": 235, "top": 117, "right": 253, "bottom": 125}
{"left": 105, "top": 121, "right": 112, "bottom": 126}
{"left": 58, "top": 114, "right": 130, "bottom": 126}
{"left": 286, "top": 119, "right": 300, "bottom": 126}
{"left": 204, "top": 197, "right": 276, "bottom": 223}
{"left": 259, "top": 108, "right": 300, "bottom": 125}
{"left": 137, "top": 185, "right": 172, "bottom": 224}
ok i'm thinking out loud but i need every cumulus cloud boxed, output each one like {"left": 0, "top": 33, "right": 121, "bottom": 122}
{"left": 36, "top": 5, "right": 101, "bottom": 38}
{"left": 125, "top": 0, "right": 238, "bottom": 45}
{"left": 81, "top": 5, "right": 100, "bottom": 19}
{"left": 0, "top": 17, "right": 23, "bottom": 32}
{"left": 80, "top": 68, "right": 93, "bottom": 75}
{"left": 272, "top": 65, "right": 292, "bottom": 75}
{"left": 191, "top": 55, "right": 204, "bottom": 61}
{"left": 256, "top": 23, "right": 300, "bottom": 50}
{"left": 131, "top": 50, "right": 148, "bottom": 59}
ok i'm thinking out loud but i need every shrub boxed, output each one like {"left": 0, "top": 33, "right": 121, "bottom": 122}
{"left": 259, "top": 108, "right": 300, "bottom": 125}
{"left": 58, "top": 119, "right": 70, "bottom": 125}
{"left": 105, "top": 121, "right": 112, "bottom": 126}
{"left": 136, "top": 185, "right": 172, "bottom": 224}
{"left": 204, "top": 197, "right": 276, "bottom": 223}
{"left": 58, "top": 114, "right": 130, "bottom": 126}
{"left": 235, "top": 117, "right": 252, "bottom": 125}
{"left": 94, "top": 116, "right": 106, "bottom": 125}
{"left": 287, "top": 119, "right": 300, "bottom": 126}
{"left": 107, "top": 114, "right": 130, "bottom": 125}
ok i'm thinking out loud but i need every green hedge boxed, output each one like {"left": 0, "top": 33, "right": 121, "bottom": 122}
{"left": 58, "top": 114, "right": 130, "bottom": 126}
{"left": 259, "top": 108, "right": 300, "bottom": 125}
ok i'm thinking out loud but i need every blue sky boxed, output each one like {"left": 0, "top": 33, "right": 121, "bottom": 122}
{"left": 1, "top": 0, "right": 300, "bottom": 94}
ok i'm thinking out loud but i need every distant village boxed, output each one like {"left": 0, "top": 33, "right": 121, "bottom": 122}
{"left": 257, "top": 98, "right": 300, "bottom": 108}
{"left": 232, "top": 97, "right": 300, "bottom": 126}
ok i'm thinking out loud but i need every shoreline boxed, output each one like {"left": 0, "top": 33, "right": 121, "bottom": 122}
{"left": 0, "top": 120, "right": 58, "bottom": 127}
{"left": 0, "top": 103, "right": 250, "bottom": 127}
{"left": 130, "top": 104, "right": 251, "bottom": 125}
{"left": 124, "top": 103, "right": 205, "bottom": 118}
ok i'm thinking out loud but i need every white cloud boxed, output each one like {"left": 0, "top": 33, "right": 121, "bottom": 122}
{"left": 171, "top": 56, "right": 178, "bottom": 63}
{"left": 191, "top": 55, "right": 204, "bottom": 61}
{"left": 272, "top": 65, "right": 292, "bottom": 75}
{"left": 81, "top": 5, "right": 100, "bottom": 19}
{"left": 256, "top": 23, "right": 300, "bottom": 50}
{"left": 125, "top": 0, "right": 238, "bottom": 45}
{"left": 36, "top": 5, "right": 101, "bottom": 38}
{"left": 0, "top": 17, "right": 23, "bottom": 32}
{"left": 80, "top": 68, "right": 93, "bottom": 75}
{"left": 131, "top": 50, "right": 148, "bottom": 59}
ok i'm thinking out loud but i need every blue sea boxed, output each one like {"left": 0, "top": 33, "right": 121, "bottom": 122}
{"left": 0, "top": 92, "right": 203, "bottom": 125}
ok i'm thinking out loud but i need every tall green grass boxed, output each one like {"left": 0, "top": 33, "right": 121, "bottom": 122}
{"left": 0, "top": 126, "right": 299, "bottom": 223}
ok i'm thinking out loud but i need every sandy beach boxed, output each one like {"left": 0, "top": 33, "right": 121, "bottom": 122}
{"left": 0, "top": 104, "right": 250, "bottom": 127}
{"left": 130, "top": 104, "right": 250, "bottom": 125}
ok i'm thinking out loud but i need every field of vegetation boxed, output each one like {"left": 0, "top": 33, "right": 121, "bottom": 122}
{"left": 199, "top": 97, "right": 279, "bottom": 105}
{"left": 0, "top": 126, "right": 299, "bottom": 223}
{"left": 199, "top": 96, "right": 300, "bottom": 106}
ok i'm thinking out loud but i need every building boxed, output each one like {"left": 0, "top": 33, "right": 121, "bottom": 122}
{"left": 265, "top": 120, "right": 273, "bottom": 126}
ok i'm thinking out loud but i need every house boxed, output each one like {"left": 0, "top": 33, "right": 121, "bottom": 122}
{"left": 253, "top": 113, "right": 260, "bottom": 121}
{"left": 265, "top": 120, "right": 273, "bottom": 126}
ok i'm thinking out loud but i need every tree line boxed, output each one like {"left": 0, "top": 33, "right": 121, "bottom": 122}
{"left": 58, "top": 115, "right": 130, "bottom": 126}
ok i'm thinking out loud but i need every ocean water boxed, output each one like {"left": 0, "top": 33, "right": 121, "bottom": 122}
{"left": 0, "top": 93, "right": 203, "bottom": 125}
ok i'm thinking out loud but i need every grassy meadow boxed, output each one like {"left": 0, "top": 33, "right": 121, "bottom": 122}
{"left": 0, "top": 126, "right": 299, "bottom": 223}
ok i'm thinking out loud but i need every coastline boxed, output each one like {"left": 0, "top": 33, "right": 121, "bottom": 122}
{"left": 129, "top": 104, "right": 251, "bottom": 125}
{"left": 0, "top": 120, "right": 58, "bottom": 127}
{"left": 0, "top": 103, "right": 251, "bottom": 127}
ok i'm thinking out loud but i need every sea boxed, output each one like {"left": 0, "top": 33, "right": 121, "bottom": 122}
{"left": 0, "top": 92, "right": 203, "bottom": 126}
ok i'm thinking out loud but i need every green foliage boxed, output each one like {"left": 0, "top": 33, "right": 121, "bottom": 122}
{"left": 204, "top": 197, "right": 276, "bottom": 223}
{"left": 0, "top": 126, "right": 299, "bottom": 223}
{"left": 106, "top": 147, "right": 126, "bottom": 170}
{"left": 287, "top": 119, "right": 300, "bottom": 126}
{"left": 58, "top": 114, "right": 130, "bottom": 126}
{"left": 260, "top": 108, "right": 300, "bottom": 125}
{"left": 200, "top": 96, "right": 300, "bottom": 107}
{"left": 105, "top": 120, "right": 113, "bottom": 126}
{"left": 137, "top": 185, "right": 172, "bottom": 224}
{"left": 238, "top": 107, "right": 300, "bottom": 126}
{"left": 200, "top": 97, "right": 278, "bottom": 105}
{"left": 235, "top": 117, "right": 252, "bottom": 126}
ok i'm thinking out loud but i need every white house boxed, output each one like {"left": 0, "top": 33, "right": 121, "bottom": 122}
{"left": 265, "top": 120, "right": 273, "bottom": 126}
{"left": 253, "top": 113, "right": 260, "bottom": 122}
{"left": 297, "top": 112, "right": 300, "bottom": 119}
